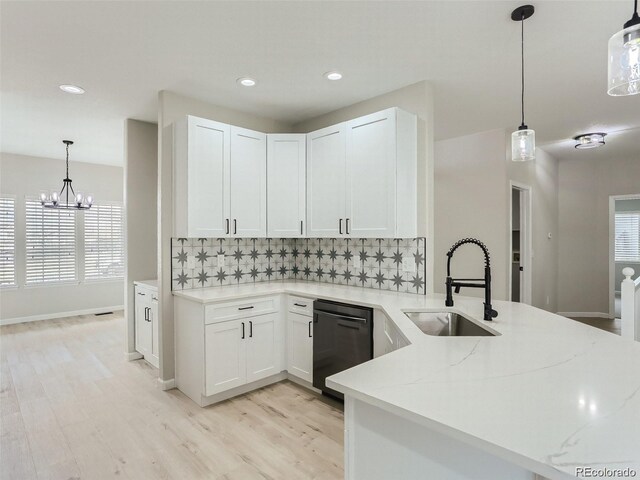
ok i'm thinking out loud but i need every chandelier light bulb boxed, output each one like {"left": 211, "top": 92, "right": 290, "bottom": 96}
{"left": 85, "top": 194, "right": 94, "bottom": 207}
{"left": 51, "top": 192, "right": 59, "bottom": 205}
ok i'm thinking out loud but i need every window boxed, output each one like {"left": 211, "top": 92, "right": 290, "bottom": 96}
{"left": 25, "top": 199, "right": 76, "bottom": 284}
{"left": 615, "top": 212, "right": 640, "bottom": 262}
{"left": 84, "top": 203, "right": 124, "bottom": 280}
{"left": 0, "top": 196, "right": 16, "bottom": 286}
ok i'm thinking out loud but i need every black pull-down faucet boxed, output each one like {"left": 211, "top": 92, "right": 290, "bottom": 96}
{"left": 445, "top": 238, "right": 498, "bottom": 321}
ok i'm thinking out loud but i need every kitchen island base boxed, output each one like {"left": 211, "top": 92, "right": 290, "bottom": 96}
{"left": 344, "top": 397, "right": 555, "bottom": 480}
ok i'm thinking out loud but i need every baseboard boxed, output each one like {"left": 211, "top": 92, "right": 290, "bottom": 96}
{"left": 125, "top": 351, "right": 143, "bottom": 361}
{"left": 287, "top": 373, "right": 321, "bottom": 394}
{"left": 557, "top": 312, "right": 615, "bottom": 319}
{"left": 0, "top": 305, "right": 125, "bottom": 326}
{"left": 157, "top": 378, "right": 176, "bottom": 391}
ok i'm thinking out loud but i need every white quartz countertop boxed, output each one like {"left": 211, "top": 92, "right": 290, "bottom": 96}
{"left": 173, "top": 281, "right": 640, "bottom": 479}
{"left": 134, "top": 279, "right": 158, "bottom": 290}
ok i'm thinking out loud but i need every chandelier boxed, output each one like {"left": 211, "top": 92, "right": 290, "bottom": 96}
{"left": 39, "top": 140, "right": 93, "bottom": 210}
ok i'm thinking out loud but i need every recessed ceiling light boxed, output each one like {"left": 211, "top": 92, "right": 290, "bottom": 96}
{"left": 237, "top": 77, "right": 257, "bottom": 87}
{"left": 324, "top": 71, "right": 343, "bottom": 81}
{"left": 59, "top": 84, "right": 85, "bottom": 95}
{"left": 573, "top": 132, "right": 607, "bottom": 149}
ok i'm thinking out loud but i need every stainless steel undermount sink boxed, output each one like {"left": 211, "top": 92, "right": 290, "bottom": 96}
{"left": 404, "top": 311, "right": 499, "bottom": 337}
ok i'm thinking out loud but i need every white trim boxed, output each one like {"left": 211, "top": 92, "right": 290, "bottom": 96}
{"left": 508, "top": 181, "right": 533, "bottom": 305}
{"left": 609, "top": 194, "right": 640, "bottom": 319}
{"left": 157, "top": 377, "right": 176, "bottom": 391}
{"left": 126, "top": 351, "right": 143, "bottom": 361}
{"left": 0, "top": 305, "right": 124, "bottom": 326}
{"left": 557, "top": 312, "right": 615, "bottom": 319}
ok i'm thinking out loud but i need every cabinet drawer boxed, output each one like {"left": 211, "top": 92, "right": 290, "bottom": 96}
{"left": 205, "top": 296, "right": 278, "bottom": 324}
{"left": 287, "top": 295, "right": 313, "bottom": 317}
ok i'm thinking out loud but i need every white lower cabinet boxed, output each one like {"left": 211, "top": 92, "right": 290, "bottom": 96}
{"left": 246, "top": 313, "right": 280, "bottom": 383}
{"left": 205, "top": 319, "right": 247, "bottom": 396}
{"left": 134, "top": 284, "right": 159, "bottom": 368}
{"left": 176, "top": 295, "right": 285, "bottom": 406}
{"left": 288, "top": 312, "right": 313, "bottom": 383}
{"left": 287, "top": 295, "right": 314, "bottom": 383}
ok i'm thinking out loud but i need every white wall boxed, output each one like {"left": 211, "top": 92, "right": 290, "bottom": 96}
{"left": 558, "top": 156, "right": 640, "bottom": 315}
{"left": 434, "top": 130, "right": 559, "bottom": 313}
{"left": 157, "top": 90, "right": 293, "bottom": 383}
{"left": 124, "top": 119, "right": 157, "bottom": 354}
{"left": 0, "top": 152, "right": 124, "bottom": 323}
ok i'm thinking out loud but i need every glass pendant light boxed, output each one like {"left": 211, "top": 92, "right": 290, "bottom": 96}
{"left": 608, "top": 0, "right": 640, "bottom": 96}
{"left": 511, "top": 5, "right": 536, "bottom": 162}
{"left": 39, "top": 140, "right": 94, "bottom": 210}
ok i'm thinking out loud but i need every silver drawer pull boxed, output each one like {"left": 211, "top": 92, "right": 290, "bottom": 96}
{"left": 294, "top": 303, "right": 307, "bottom": 308}
{"left": 238, "top": 306, "right": 254, "bottom": 311}
{"left": 137, "top": 292, "right": 146, "bottom": 296}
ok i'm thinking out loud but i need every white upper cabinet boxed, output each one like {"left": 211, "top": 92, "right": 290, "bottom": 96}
{"left": 306, "top": 108, "right": 417, "bottom": 238}
{"left": 267, "top": 134, "right": 306, "bottom": 237}
{"left": 173, "top": 117, "right": 266, "bottom": 238}
{"left": 346, "top": 109, "right": 398, "bottom": 237}
{"left": 306, "top": 124, "right": 347, "bottom": 237}
{"left": 174, "top": 108, "right": 417, "bottom": 240}
{"left": 230, "top": 126, "right": 267, "bottom": 237}
{"left": 174, "top": 116, "right": 230, "bottom": 238}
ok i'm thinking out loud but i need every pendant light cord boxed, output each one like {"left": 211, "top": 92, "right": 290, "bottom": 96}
{"left": 520, "top": 11, "right": 526, "bottom": 128}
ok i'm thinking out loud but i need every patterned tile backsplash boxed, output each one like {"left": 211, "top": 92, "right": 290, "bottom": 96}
{"left": 172, "top": 237, "right": 427, "bottom": 294}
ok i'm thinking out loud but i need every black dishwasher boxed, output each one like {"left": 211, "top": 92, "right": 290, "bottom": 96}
{"left": 312, "top": 299, "right": 373, "bottom": 400}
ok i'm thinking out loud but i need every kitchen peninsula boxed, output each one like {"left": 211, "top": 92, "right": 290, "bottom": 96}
{"left": 173, "top": 281, "right": 640, "bottom": 480}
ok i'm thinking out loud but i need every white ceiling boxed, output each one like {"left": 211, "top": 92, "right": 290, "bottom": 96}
{"left": 1, "top": 0, "right": 639, "bottom": 166}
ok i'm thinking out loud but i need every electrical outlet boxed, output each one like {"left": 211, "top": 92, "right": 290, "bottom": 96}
{"left": 217, "top": 254, "right": 225, "bottom": 268}
{"left": 402, "top": 256, "right": 416, "bottom": 273}
{"left": 186, "top": 256, "right": 196, "bottom": 269}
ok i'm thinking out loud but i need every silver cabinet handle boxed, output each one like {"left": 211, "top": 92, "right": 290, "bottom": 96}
{"left": 241, "top": 322, "right": 245, "bottom": 339}
{"left": 293, "top": 303, "right": 307, "bottom": 308}
{"left": 308, "top": 320, "right": 312, "bottom": 338}
{"left": 249, "top": 320, "right": 253, "bottom": 338}
{"left": 225, "top": 218, "right": 230, "bottom": 235}
{"left": 233, "top": 219, "right": 237, "bottom": 235}
{"left": 339, "top": 218, "right": 343, "bottom": 234}
{"left": 300, "top": 220, "right": 303, "bottom": 235}
{"left": 137, "top": 292, "right": 146, "bottom": 296}
{"left": 346, "top": 218, "right": 350, "bottom": 234}
{"left": 238, "top": 306, "right": 254, "bottom": 311}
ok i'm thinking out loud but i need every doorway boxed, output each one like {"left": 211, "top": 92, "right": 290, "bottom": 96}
{"left": 509, "top": 182, "right": 532, "bottom": 304}
{"left": 609, "top": 194, "right": 640, "bottom": 319}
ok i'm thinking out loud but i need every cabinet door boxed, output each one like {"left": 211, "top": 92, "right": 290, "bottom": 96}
{"left": 205, "top": 320, "right": 247, "bottom": 396}
{"left": 246, "top": 313, "right": 281, "bottom": 384}
{"left": 287, "top": 312, "right": 313, "bottom": 383}
{"left": 267, "top": 134, "right": 306, "bottom": 237}
{"left": 345, "top": 109, "right": 397, "bottom": 238}
{"left": 230, "top": 126, "right": 267, "bottom": 237}
{"left": 187, "top": 117, "right": 230, "bottom": 237}
{"left": 307, "top": 124, "right": 346, "bottom": 237}
{"left": 135, "top": 289, "right": 152, "bottom": 357}
{"left": 147, "top": 293, "right": 160, "bottom": 368}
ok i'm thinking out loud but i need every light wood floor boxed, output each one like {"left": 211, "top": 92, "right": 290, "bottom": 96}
{"left": 1, "top": 312, "right": 344, "bottom": 480}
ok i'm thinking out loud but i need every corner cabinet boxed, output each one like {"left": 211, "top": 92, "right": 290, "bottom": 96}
{"left": 307, "top": 107, "right": 417, "bottom": 238}
{"left": 173, "top": 116, "right": 266, "bottom": 238}
{"left": 266, "top": 134, "right": 306, "bottom": 237}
